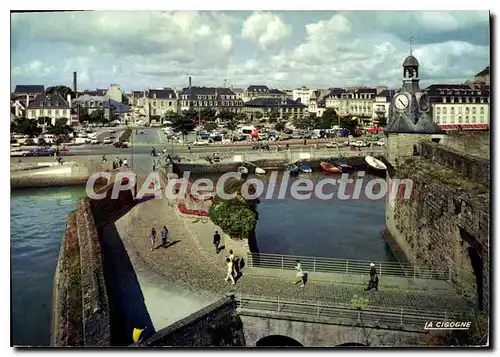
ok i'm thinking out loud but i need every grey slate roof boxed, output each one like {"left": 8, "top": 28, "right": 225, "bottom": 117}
{"left": 403, "top": 55, "right": 419, "bottom": 67}
{"left": 245, "top": 98, "right": 306, "bottom": 108}
{"left": 14, "top": 85, "right": 45, "bottom": 94}
{"left": 179, "top": 86, "right": 237, "bottom": 98}
{"left": 27, "top": 93, "right": 70, "bottom": 108}
{"left": 268, "top": 89, "right": 285, "bottom": 95}
{"left": 378, "top": 89, "right": 396, "bottom": 98}
{"left": 475, "top": 66, "right": 489, "bottom": 76}
{"left": 148, "top": 89, "right": 176, "bottom": 99}
{"left": 247, "top": 85, "right": 269, "bottom": 93}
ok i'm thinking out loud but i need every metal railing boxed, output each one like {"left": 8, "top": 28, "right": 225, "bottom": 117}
{"left": 247, "top": 252, "right": 452, "bottom": 281}
{"left": 235, "top": 294, "right": 455, "bottom": 328}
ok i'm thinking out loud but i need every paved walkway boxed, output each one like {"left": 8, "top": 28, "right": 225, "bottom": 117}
{"left": 117, "top": 198, "right": 472, "bottom": 316}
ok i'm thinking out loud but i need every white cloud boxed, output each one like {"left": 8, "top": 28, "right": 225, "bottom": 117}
{"left": 241, "top": 12, "right": 291, "bottom": 51}
{"left": 10, "top": 11, "right": 489, "bottom": 90}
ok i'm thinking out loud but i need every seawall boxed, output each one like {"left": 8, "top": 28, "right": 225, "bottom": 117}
{"left": 385, "top": 139, "right": 489, "bottom": 311}
{"left": 11, "top": 161, "right": 102, "bottom": 189}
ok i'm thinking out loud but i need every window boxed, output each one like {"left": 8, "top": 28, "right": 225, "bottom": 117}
{"left": 443, "top": 107, "right": 447, "bottom": 114}
{"left": 436, "top": 115, "right": 440, "bottom": 122}
{"left": 480, "top": 116, "right": 485, "bottom": 122}
{"left": 161, "top": 101, "right": 164, "bottom": 107}
{"left": 472, "top": 116, "right": 476, "bottom": 123}
{"left": 458, "top": 107, "right": 463, "bottom": 114}
{"left": 472, "top": 107, "right": 476, "bottom": 114}
{"left": 443, "top": 97, "right": 447, "bottom": 103}
{"left": 480, "top": 107, "right": 484, "bottom": 114}
{"left": 450, "top": 97, "right": 455, "bottom": 103}
{"left": 209, "top": 101, "right": 213, "bottom": 106}
{"left": 168, "top": 101, "right": 172, "bottom": 106}
{"left": 451, "top": 107, "right": 455, "bottom": 114}
{"left": 48, "top": 109, "right": 52, "bottom": 115}
{"left": 458, "top": 97, "right": 463, "bottom": 103}
{"left": 437, "top": 107, "right": 441, "bottom": 114}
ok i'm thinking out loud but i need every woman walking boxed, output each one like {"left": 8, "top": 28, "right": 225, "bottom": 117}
{"left": 161, "top": 226, "right": 168, "bottom": 247}
{"left": 293, "top": 260, "right": 306, "bottom": 287}
{"left": 150, "top": 227, "right": 157, "bottom": 252}
{"left": 225, "top": 257, "right": 235, "bottom": 285}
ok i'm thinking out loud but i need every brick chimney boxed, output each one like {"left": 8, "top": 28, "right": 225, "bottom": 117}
{"left": 73, "top": 71, "right": 77, "bottom": 94}
{"left": 189, "top": 76, "right": 192, "bottom": 99}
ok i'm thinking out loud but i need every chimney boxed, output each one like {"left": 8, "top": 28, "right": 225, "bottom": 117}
{"left": 67, "top": 94, "right": 72, "bottom": 108}
{"left": 73, "top": 71, "right": 77, "bottom": 94}
{"left": 189, "top": 76, "right": 192, "bottom": 98}
{"left": 26, "top": 94, "right": 29, "bottom": 108}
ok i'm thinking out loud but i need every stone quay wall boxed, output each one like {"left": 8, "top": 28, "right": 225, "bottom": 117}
{"left": 438, "top": 131, "right": 490, "bottom": 160}
{"left": 385, "top": 140, "right": 489, "bottom": 311}
{"left": 51, "top": 172, "right": 138, "bottom": 346}
{"left": 51, "top": 198, "right": 112, "bottom": 346}
{"left": 142, "top": 295, "right": 246, "bottom": 347}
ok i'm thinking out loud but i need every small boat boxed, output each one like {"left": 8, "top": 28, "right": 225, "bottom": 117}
{"left": 320, "top": 162, "right": 342, "bottom": 173}
{"left": 255, "top": 167, "right": 266, "bottom": 175}
{"left": 284, "top": 164, "right": 300, "bottom": 175}
{"left": 338, "top": 163, "right": 354, "bottom": 171}
{"left": 297, "top": 162, "right": 312, "bottom": 173}
{"left": 365, "top": 155, "right": 387, "bottom": 171}
{"left": 237, "top": 166, "right": 249, "bottom": 174}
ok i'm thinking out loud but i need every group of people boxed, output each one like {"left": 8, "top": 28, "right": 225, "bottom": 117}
{"left": 213, "top": 230, "right": 240, "bottom": 285}
{"left": 293, "top": 260, "right": 379, "bottom": 291}
{"left": 110, "top": 156, "right": 128, "bottom": 169}
{"left": 150, "top": 226, "right": 169, "bottom": 251}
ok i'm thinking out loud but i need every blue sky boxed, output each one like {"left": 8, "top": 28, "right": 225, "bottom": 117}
{"left": 11, "top": 10, "right": 490, "bottom": 92}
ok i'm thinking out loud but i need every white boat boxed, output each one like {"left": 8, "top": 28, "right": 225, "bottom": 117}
{"left": 365, "top": 155, "right": 387, "bottom": 171}
{"left": 255, "top": 167, "right": 266, "bottom": 175}
{"left": 237, "top": 166, "right": 249, "bottom": 174}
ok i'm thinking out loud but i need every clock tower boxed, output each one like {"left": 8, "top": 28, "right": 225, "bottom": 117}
{"left": 384, "top": 46, "right": 443, "bottom": 166}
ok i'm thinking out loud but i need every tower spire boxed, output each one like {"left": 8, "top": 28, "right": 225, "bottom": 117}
{"left": 409, "top": 35, "right": 413, "bottom": 56}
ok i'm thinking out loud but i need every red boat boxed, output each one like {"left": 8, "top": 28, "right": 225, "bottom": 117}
{"left": 320, "top": 162, "right": 342, "bottom": 173}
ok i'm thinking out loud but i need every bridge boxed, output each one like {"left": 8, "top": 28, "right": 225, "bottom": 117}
{"left": 141, "top": 294, "right": 450, "bottom": 347}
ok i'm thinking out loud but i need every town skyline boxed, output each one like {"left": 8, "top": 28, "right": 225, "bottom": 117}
{"left": 11, "top": 10, "right": 490, "bottom": 91}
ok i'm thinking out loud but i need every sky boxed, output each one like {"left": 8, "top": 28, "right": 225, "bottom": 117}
{"left": 10, "top": 10, "right": 490, "bottom": 92}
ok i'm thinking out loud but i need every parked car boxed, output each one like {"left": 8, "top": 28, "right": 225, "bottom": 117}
{"left": 91, "top": 138, "right": 100, "bottom": 144}
{"left": 30, "top": 147, "right": 55, "bottom": 156}
{"left": 109, "top": 129, "right": 116, "bottom": 133}
{"left": 192, "top": 140, "right": 210, "bottom": 146}
{"left": 10, "top": 149, "right": 31, "bottom": 157}
{"left": 325, "top": 142, "right": 339, "bottom": 149}
{"left": 10, "top": 139, "right": 21, "bottom": 147}
{"left": 376, "top": 139, "right": 386, "bottom": 146}
{"left": 103, "top": 137, "right": 112, "bottom": 144}
{"left": 113, "top": 141, "right": 129, "bottom": 148}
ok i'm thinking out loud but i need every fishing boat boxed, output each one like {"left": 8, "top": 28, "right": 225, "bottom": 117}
{"left": 297, "top": 161, "right": 312, "bottom": 173}
{"left": 365, "top": 155, "right": 387, "bottom": 171}
{"left": 237, "top": 166, "right": 249, "bottom": 174}
{"left": 338, "top": 163, "right": 354, "bottom": 172}
{"left": 284, "top": 163, "right": 300, "bottom": 175}
{"left": 320, "top": 162, "right": 342, "bottom": 173}
{"left": 255, "top": 167, "right": 266, "bottom": 175}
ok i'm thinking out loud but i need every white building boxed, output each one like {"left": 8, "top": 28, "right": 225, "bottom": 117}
{"left": 105, "top": 84, "right": 124, "bottom": 103}
{"left": 25, "top": 93, "right": 72, "bottom": 125}
{"left": 325, "top": 87, "right": 378, "bottom": 126}
{"left": 426, "top": 84, "right": 490, "bottom": 130}
{"left": 292, "top": 86, "right": 315, "bottom": 106}
{"left": 372, "top": 90, "right": 396, "bottom": 126}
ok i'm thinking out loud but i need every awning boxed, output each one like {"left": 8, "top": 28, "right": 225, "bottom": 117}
{"left": 461, "top": 124, "right": 489, "bottom": 130}
{"left": 439, "top": 125, "right": 459, "bottom": 131}
{"left": 439, "top": 124, "right": 489, "bottom": 131}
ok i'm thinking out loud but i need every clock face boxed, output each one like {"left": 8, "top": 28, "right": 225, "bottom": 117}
{"left": 394, "top": 94, "right": 409, "bottom": 110}
{"left": 419, "top": 94, "right": 429, "bottom": 111}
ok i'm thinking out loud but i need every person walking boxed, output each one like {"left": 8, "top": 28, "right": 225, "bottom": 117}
{"left": 225, "top": 257, "right": 235, "bottom": 285}
{"left": 161, "top": 226, "right": 168, "bottom": 247}
{"left": 152, "top": 161, "right": 156, "bottom": 171}
{"left": 228, "top": 250, "right": 237, "bottom": 275}
{"left": 293, "top": 260, "right": 305, "bottom": 287}
{"left": 119, "top": 158, "right": 123, "bottom": 167}
{"left": 364, "top": 263, "right": 379, "bottom": 291}
{"left": 213, "top": 230, "right": 221, "bottom": 254}
{"left": 150, "top": 227, "right": 157, "bottom": 252}
{"left": 123, "top": 158, "right": 128, "bottom": 168}
{"left": 187, "top": 145, "right": 191, "bottom": 154}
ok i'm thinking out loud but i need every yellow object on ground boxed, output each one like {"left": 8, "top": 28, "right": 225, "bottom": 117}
{"left": 132, "top": 328, "right": 145, "bottom": 344}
